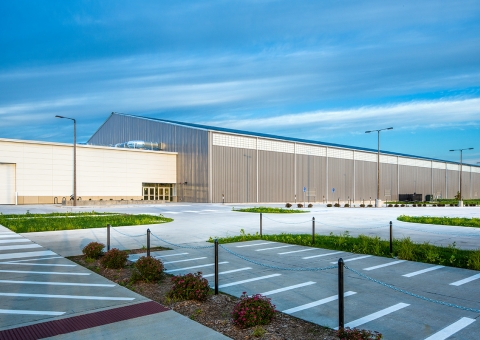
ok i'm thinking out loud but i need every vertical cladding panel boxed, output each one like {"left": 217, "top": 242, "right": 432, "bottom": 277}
{"left": 462, "top": 169, "right": 472, "bottom": 199}
{"left": 296, "top": 154, "right": 326, "bottom": 203}
{"left": 380, "top": 163, "right": 398, "bottom": 202}
{"left": 354, "top": 160, "right": 376, "bottom": 203}
{"left": 473, "top": 172, "right": 480, "bottom": 198}
{"left": 88, "top": 114, "right": 208, "bottom": 202}
{"left": 328, "top": 158, "right": 354, "bottom": 203}
{"left": 432, "top": 168, "right": 446, "bottom": 198}
{"left": 399, "top": 165, "right": 416, "bottom": 195}
{"left": 212, "top": 146, "right": 256, "bottom": 203}
{"left": 258, "top": 151, "right": 294, "bottom": 202}
{"left": 447, "top": 170, "right": 459, "bottom": 199}
{"left": 416, "top": 167, "right": 432, "bottom": 199}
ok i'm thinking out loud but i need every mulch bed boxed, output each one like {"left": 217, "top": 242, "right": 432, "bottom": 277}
{"left": 68, "top": 251, "right": 339, "bottom": 340}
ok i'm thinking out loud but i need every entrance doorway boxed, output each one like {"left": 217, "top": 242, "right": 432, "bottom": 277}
{"left": 142, "top": 183, "right": 173, "bottom": 201}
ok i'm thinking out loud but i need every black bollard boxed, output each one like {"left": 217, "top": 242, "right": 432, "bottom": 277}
{"left": 214, "top": 239, "right": 219, "bottom": 295}
{"left": 389, "top": 221, "right": 393, "bottom": 254}
{"left": 338, "top": 258, "right": 344, "bottom": 330}
{"left": 147, "top": 228, "right": 151, "bottom": 257}
{"left": 260, "top": 213, "right": 263, "bottom": 239}
{"left": 312, "top": 217, "right": 315, "bottom": 244}
{"left": 107, "top": 224, "right": 111, "bottom": 251}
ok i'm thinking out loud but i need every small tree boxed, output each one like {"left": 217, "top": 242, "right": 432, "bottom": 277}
{"left": 455, "top": 191, "right": 461, "bottom": 200}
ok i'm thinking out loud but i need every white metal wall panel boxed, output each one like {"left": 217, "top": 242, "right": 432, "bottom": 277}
{"left": 354, "top": 152, "right": 377, "bottom": 162}
{"left": 447, "top": 163, "right": 459, "bottom": 171}
{"left": 0, "top": 164, "right": 15, "bottom": 204}
{"left": 327, "top": 148, "right": 354, "bottom": 160}
{"left": 212, "top": 133, "right": 256, "bottom": 150}
{"left": 473, "top": 167, "right": 480, "bottom": 174}
{"left": 380, "top": 155, "right": 397, "bottom": 165}
{"left": 432, "top": 161, "right": 446, "bottom": 170}
{"left": 296, "top": 144, "right": 326, "bottom": 157}
{"left": 398, "top": 158, "right": 417, "bottom": 166}
{"left": 415, "top": 159, "right": 432, "bottom": 168}
{"left": 257, "top": 139, "right": 294, "bottom": 154}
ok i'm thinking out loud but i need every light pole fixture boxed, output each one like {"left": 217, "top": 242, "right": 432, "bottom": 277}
{"left": 56, "top": 115, "right": 77, "bottom": 206}
{"left": 449, "top": 147, "right": 473, "bottom": 207}
{"left": 365, "top": 127, "right": 393, "bottom": 207}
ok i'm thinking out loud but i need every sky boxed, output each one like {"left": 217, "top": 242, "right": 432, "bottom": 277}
{"left": 0, "top": 1, "right": 479, "bottom": 164}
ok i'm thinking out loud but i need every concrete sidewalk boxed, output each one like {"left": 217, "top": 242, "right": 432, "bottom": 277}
{"left": 0, "top": 225, "right": 230, "bottom": 340}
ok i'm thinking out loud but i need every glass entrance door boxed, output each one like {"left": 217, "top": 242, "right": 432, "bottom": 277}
{"left": 143, "top": 187, "right": 156, "bottom": 200}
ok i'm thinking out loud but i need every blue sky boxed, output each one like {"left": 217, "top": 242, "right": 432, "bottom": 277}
{"left": 1, "top": 1, "right": 479, "bottom": 164}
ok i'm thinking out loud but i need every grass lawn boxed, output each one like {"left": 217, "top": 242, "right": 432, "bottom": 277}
{"left": 0, "top": 212, "right": 173, "bottom": 233}
{"left": 210, "top": 229, "right": 480, "bottom": 270}
{"left": 232, "top": 206, "right": 307, "bottom": 213}
{"left": 397, "top": 215, "right": 480, "bottom": 228}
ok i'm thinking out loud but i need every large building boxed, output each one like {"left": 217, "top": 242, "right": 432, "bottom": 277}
{"left": 87, "top": 112, "right": 480, "bottom": 204}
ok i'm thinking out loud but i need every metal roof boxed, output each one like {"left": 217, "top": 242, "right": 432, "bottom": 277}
{"left": 114, "top": 113, "right": 478, "bottom": 166}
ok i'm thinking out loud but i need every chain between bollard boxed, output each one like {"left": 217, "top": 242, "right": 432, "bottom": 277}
{"left": 107, "top": 224, "right": 111, "bottom": 251}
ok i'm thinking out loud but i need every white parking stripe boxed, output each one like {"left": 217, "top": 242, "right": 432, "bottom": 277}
{"left": 155, "top": 253, "right": 189, "bottom": 257}
{"left": 450, "top": 273, "right": 480, "bottom": 286}
{"left": 402, "top": 265, "right": 444, "bottom": 277}
{"left": 0, "top": 292, "right": 134, "bottom": 301}
{"left": 183, "top": 210, "right": 201, "bottom": 213}
{"left": 218, "top": 274, "right": 281, "bottom": 288}
{"left": 0, "top": 239, "right": 30, "bottom": 244}
{"left": 203, "top": 267, "right": 252, "bottom": 278}
{"left": 0, "top": 280, "right": 115, "bottom": 287}
{"left": 163, "top": 257, "right": 207, "bottom": 264}
{"left": 0, "top": 244, "right": 42, "bottom": 251}
{"left": 160, "top": 211, "right": 181, "bottom": 214}
{"left": 0, "top": 309, "right": 65, "bottom": 316}
{"left": 0, "top": 235, "right": 24, "bottom": 239}
{"left": 283, "top": 291, "right": 356, "bottom": 314}
{"left": 363, "top": 260, "right": 405, "bottom": 271}
{"left": 165, "top": 262, "right": 229, "bottom": 273}
{"left": 260, "top": 281, "right": 316, "bottom": 296}
{"left": 7, "top": 256, "right": 63, "bottom": 262}
{"left": 0, "top": 251, "right": 57, "bottom": 261}
{"left": 330, "top": 255, "right": 372, "bottom": 264}
{"left": 0, "top": 262, "right": 76, "bottom": 267}
{"left": 341, "top": 303, "right": 409, "bottom": 329}
{"left": 303, "top": 251, "right": 343, "bottom": 259}
{"left": 0, "top": 270, "right": 89, "bottom": 276}
{"left": 424, "top": 317, "right": 475, "bottom": 340}
{"left": 256, "top": 245, "right": 295, "bottom": 251}
{"left": 279, "top": 248, "right": 317, "bottom": 255}
{"left": 236, "top": 242, "right": 273, "bottom": 248}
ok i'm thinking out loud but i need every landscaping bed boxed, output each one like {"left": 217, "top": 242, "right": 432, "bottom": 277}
{"left": 397, "top": 215, "right": 480, "bottom": 228}
{"left": 233, "top": 206, "right": 307, "bottom": 213}
{"left": 68, "top": 251, "right": 338, "bottom": 340}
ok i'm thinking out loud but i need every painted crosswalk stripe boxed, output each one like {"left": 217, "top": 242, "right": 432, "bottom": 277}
{"left": 218, "top": 274, "right": 281, "bottom": 288}
{"left": 0, "top": 292, "right": 134, "bottom": 301}
{"left": 165, "top": 262, "right": 229, "bottom": 273}
{"left": 402, "top": 265, "right": 444, "bottom": 277}
{"left": 424, "top": 317, "right": 475, "bottom": 340}
{"left": 363, "top": 260, "right": 405, "bottom": 271}
{"left": 260, "top": 281, "right": 316, "bottom": 296}
{"left": 330, "top": 255, "right": 372, "bottom": 264}
{"left": 163, "top": 257, "right": 207, "bottom": 264}
{"left": 303, "top": 251, "right": 343, "bottom": 259}
{"left": 256, "top": 245, "right": 295, "bottom": 251}
{"left": 450, "top": 273, "right": 480, "bottom": 286}
{"left": 0, "top": 262, "right": 76, "bottom": 267}
{"left": 203, "top": 267, "right": 252, "bottom": 278}
{"left": 283, "top": 291, "right": 356, "bottom": 314}
{"left": 0, "top": 309, "right": 65, "bottom": 316}
{"left": 341, "top": 303, "right": 409, "bottom": 329}
{"left": 279, "top": 248, "right": 317, "bottom": 255}
{"left": 0, "top": 269, "right": 89, "bottom": 276}
{"left": 236, "top": 242, "right": 274, "bottom": 248}
{"left": 0, "top": 244, "right": 42, "bottom": 251}
{"left": 0, "top": 239, "right": 30, "bottom": 244}
{"left": 0, "top": 280, "right": 115, "bottom": 287}
{"left": 155, "top": 253, "right": 189, "bottom": 257}
{"left": 0, "top": 251, "right": 57, "bottom": 261}
{"left": 7, "top": 256, "right": 63, "bottom": 263}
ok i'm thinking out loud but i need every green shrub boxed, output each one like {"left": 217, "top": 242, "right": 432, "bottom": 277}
{"left": 387, "top": 204, "right": 393, "bottom": 207}
{"left": 308, "top": 203, "right": 313, "bottom": 208}
{"left": 367, "top": 204, "right": 373, "bottom": 207}
{"left": 297, "top": 203, "right": 303, "bottom": 208}
{"left": 337, "top": 327, "right": 383, "bottom": 339}
{"left": 327, "top": 204, "right": 333, "bottom": 207}
{"left": 168, "top": 272, "right": 210, "bottom": 301}
{"left": 394, "top": 204, "right": 399, "bottom": 207}
{"left": 334, "top": 203, "right": 340, "bottom": 207}
{"left": 344, "top": 204, "right": 350, "bottom": 207}
{"left": 285, "top": 203, "right": 292, "bottom": 208}
{"left": 467, "top": 249, "right": 480, "bottom": 270}
{"left": 397, "top": 237, "right": 415, "bottom": 260}
{"left": 100, "top": 248, "right": 128, "bottom": 269}
{"left": 232, "top": 292, "right": 276, "bottom": 328}
{"left": 133, "top": 256, "right": 164, "bottom": 282}
{"left": 400, "top": 204, "right": 405, "bottom": 207}
{"left": 360, "top": 204, "right": 365, "bottom": 207}
{"left": 82, "top": 242, "right": 104, "bottom": 259}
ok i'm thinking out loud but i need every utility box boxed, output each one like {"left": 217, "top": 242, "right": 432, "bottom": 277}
{"left": 425, "top": 194, "right": 433, "bottom": 202}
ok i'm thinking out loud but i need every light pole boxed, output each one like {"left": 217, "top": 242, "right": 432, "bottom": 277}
{"left": 365, "top": 127, "right": 393, "bottom": 207}
{"left": 449, "top": 148, "right": 473, "bottom": 207}
{"left": 56, "top": 115, "right": 76, "bottom": 206}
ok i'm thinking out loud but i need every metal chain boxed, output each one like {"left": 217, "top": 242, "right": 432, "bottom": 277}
{"left": 219, "top": 244, "right": 337, "bottom": 271}
{"left": 110, "top": 227, "right": 145, "bottom": 238}
{"left": 344, "top": 265, "right": 480, "bottom": 314}
{"left": 263, "top": 215, "right": 312, "bottom": 224}
{"left": 150, "top": 232, "right": 214, "bottom": 249}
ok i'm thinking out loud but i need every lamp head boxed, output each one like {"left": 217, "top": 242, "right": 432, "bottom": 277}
{"left": 365, "top": 131, "right": 371, "bottom": 134}
{"left": 55, "top": 115, "right": 64, "bottom": 119}
{"left": 387, "top": 127, "right": 393, "bottom": 130}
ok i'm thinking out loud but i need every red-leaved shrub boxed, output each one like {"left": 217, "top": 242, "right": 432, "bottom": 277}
{"left": 232, "top": 292, "right": 276, "bottom": 328}
{"left": 168, "top": 272, "right": 210, "bottom": 301}
{"left": 82, "top": 242, "right": 104, "bottom": 259}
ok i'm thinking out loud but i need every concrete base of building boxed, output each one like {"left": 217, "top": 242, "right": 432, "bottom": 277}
{"left": 62, "top": 199, "right": 170, "bottom": 206}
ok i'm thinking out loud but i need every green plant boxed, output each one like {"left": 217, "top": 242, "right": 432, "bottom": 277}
{"left": 82, "top": 242, "right": 105, "bottom": 259}
{"left": 308, "top": 203, "right": 313, "bottom": 208}
{"left": 233, "top": 207, "right": 306, "bottom": 214}
{"left": 367, "top": 204, "right": 373, "bottom": 207}
{"left": 100, "top": 248, "right": 128, "bottom": 269}
{"left": 344, "top": 204, "right": 350, "bottom": 207}
{"left": 397, "top": 215, "right": 480, "bottom": 228}
{"left": 337, "top": 327, "right": 382, "bottom": 339}
{"left": 132, "top": 256, "right": 164, "bottom": 282}
{"left": 168, "top": 272, "right": 210, "bottom": 301}
{"left": 297, "top": 203, "right": 304, "bottom": 208}
{"left": 285, "top": 203, "right": 292, "bottom": 208}
{"left": 232, "top": 292, "right": 276, "bottom": 328}
{"left": 327, "top": 204, "right": 333, "bottom": 207}
{"left": 360, "top": 204, "right": 365, "bottom": 207}
{"left": 334, "top": 203, "right": 340, "bottom": 207}
{"left": 189, "top": 308, "right": 202, "bottom": 320}
{"left": 252, "top": 326, "right": 266, "bottom": 337}
{"left": 397, "top": 237, "right": 415, "bottom": 260}
{"left": 467, "top": 249, "right": 480, "bottom": 270}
